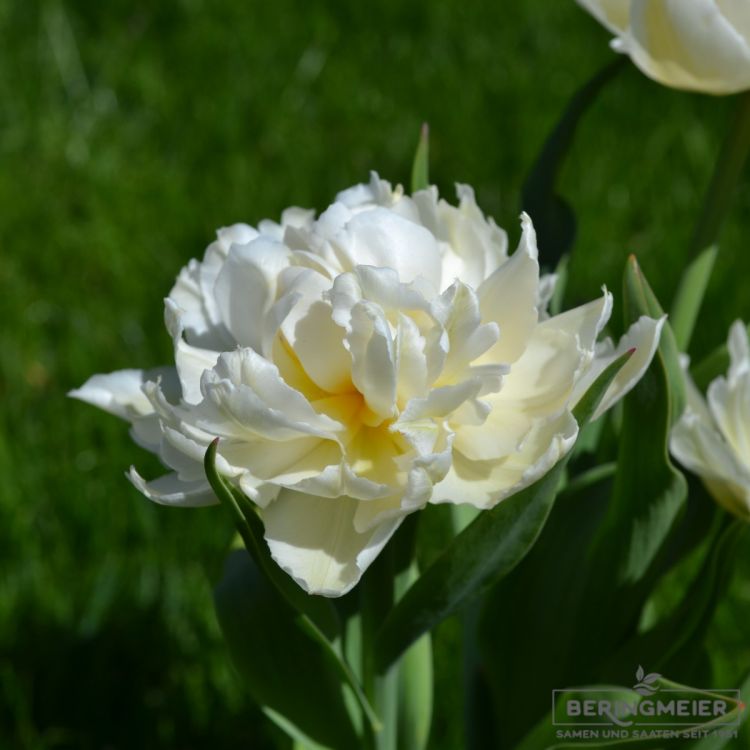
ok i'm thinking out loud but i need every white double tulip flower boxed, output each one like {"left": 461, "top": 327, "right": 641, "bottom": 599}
{"left": 577, "top": 0, "right": 750, "bottom": 95}
{"left": 71, "top": 174, "right": 663, "bottom": 596}
{"left": 671, "top": 321, "right": 750, "bottom": 520}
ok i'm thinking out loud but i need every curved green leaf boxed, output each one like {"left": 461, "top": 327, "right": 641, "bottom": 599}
{"left": 204, "top": 438, "right": 339, "bottom": 639}
{"left": 214, "top": 549, "right": 361, "bottom": 750}
{"left": 604, "top": 519, "right": 746, "bottom": 681}
{"left": 205, "top": 441, "right": 382, "bottom": 736}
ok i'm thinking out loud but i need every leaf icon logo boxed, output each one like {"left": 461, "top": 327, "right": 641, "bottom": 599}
{"left": 633, "top": 665, "right": 662, "bottom": 696}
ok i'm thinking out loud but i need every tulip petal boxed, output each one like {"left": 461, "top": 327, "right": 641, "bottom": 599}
{"left": 670, "top": 412, "right": 750, "bottom": 518}
{"left": 728, "top": 318, "right": 750, "bottom": 381}
{"left": 542, "top": 289, "right": 613, "bottom": 355}
{"left": 346, "top": 301, "right": 398, "bottom": 420}
{"left": 69, "top": 368, "right": 179, "bottom": 420}
{"left": 576, "top": 0, "right": 630, "bottom": 34}
{"left": 493, "top": 325, "right": 583, "bottom": 415}
{"left": 214, "top": 238, "right": 292, "bottom": 351}
{"left": 572, "top": 315, "right": 665, "bottom": 420}
{"left": 439, "top": 281, "right": 500, "bottom": 383}
{"left": 395, "top": 313, "right": 429, "bottom": 403}
{"left": 626, "top": 0, "right": 750, "bottom": 94}
{"left": 279, "top": 267, "right": 354, "bottom": 394}
{"left": 413, "top": 184, "right": 509, "bottom": 291}
{"left": 262, "top": 491, "right": 404, "bottom": 596}
{"left": 199, "top": 348, "right": 343, "bottom": 441}
{"left": 431, "top": 409, "right": 579, "bottom": 509}
{"left": 477, "top": 213, "right": 540, "bottom": 365}
{"left": 333, "top": 208, "right": 443, "bottom": 290}
{"left": 451, "top": 398, "right": 534, "bottom": 462}
{"left": 707, "top": 372, "right": 750, "bottom": 467}
{"left": 164, "top": 299, "right": 220, "bottom": 404}
{"left": 127, "top": 467, "right": 217, "bottom": 507}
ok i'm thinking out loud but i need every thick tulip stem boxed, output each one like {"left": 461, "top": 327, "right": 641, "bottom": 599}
{"left": 361, "top": 546, "right": 398, "bottom": 750}
{"left": 689, "top": 91, "right": 750, "bottom": 258}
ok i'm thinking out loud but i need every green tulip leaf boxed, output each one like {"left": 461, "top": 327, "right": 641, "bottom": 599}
{"left": 205, "top": 441, "right": 382, "bottom": 737}
{"left": 214, "top": 549, "right": 361, "bottom": 750}
{"left": 598, "top": 255, "right": 688, "bottom": 585}
{"left": 204, "top": 438, "right": 339, "bottom": 639}
{"left": 604, "top": 519, "right": 747, "bottom": 682}
{"left": 670, "top": 244, "right": 718, "bottom": 351}
{"left": 410, "top": 122, "right": 430, "bottom": 193}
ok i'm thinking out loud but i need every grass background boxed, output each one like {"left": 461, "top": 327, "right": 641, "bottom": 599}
{"left": 2, "top": 0, "right": 750, "bottom": 747}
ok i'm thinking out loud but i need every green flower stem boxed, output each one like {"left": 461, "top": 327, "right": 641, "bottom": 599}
{"left": 688, "top": 91, "right": 750, "bottom": 260}
{"left": 672, "top": 91, "right": 750, "bottom": 350}
{"left": 361, "top": 546, "right": 398, "bottom": 750}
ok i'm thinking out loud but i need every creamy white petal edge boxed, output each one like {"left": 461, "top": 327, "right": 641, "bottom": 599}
{"left": 70, "top": 174, "right": 663, "bottom": 596}
{"left": 578, "top": 0, "right": 750, "bottom": 95}
{"left": 670, "top": 320, "right": 750, "bottom": 520}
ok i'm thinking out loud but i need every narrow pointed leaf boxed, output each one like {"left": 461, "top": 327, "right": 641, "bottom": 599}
{"left": 374, "top": 350, "right": 634, "bottom": 673}
{"left": 623, "top": 255, "right": 686, "bottom": 422}
{"left": 670, "top": 244, "right": 718, "bottom": 351}
{"left": 600, "top": 256, "right": 688, "bottom": 584}
{"left": 410, "top": 122, "right": 430, "bottom": 193}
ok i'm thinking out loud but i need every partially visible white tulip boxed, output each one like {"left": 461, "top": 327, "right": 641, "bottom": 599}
{"left": 671, "top": 321, "right": 750, "bottom": 520}
{"left": 577, "top": 0, "right": 750, "bottom": 95}
{"left": 71, "top": 173, "right": 664, "bottom": 596}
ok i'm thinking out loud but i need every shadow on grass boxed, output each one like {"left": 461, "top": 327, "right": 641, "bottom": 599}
{"left": 2, "top": 599, "right": 277, "bottom": 750}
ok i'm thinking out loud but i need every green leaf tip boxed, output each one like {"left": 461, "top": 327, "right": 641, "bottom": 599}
{"left": 410, "top": 122, "right": 430, "bottom": 193}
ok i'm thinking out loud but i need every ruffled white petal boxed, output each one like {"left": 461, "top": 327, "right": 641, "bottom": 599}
{"left": 262, "top": 491, "right": 404, "bottom": 596}
{"left": 413, "top": 184, "right": 509, "bottom": 291}
{"left": 73, "top": 174, "right": 667, "bottom": 595}
{"left": 127, "top": 467, "right": 217, "bottom": 507}
{"left": 332, "top": 208, "right": 443, "bottom": 290}
{"left": 477, "top": 214, "right": 540, "bottom": 365}
{"left": 69, "top": 368, "right": 178, "bottom": 420}
{"left": 200, "top": 348, "right": 344, "bottom": 442}
{"left": 571, "top": 315, "right": 665, "bottom": 420}
{"left": 278, "top": 267, "right": 354, "bottom": 394}
{"left": 431, "top": 409, "right": 578, "bottom": 509}
{"left": 213, "top": 238, "right": 292, "bottom": 351}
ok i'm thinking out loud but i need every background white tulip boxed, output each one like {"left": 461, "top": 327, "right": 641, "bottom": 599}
{"left": 71, "top": 174, "right": 663, "bottom": 596}
{"left": 577, "top": 0, "right": 750, "bottom": 94}
{"left": 671, "top": 321, "right": 750, "bottom": 519}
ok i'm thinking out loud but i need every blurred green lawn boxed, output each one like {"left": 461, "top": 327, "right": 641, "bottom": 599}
{"left": 2, "top": 0, "right": 750, "bottom": 748}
